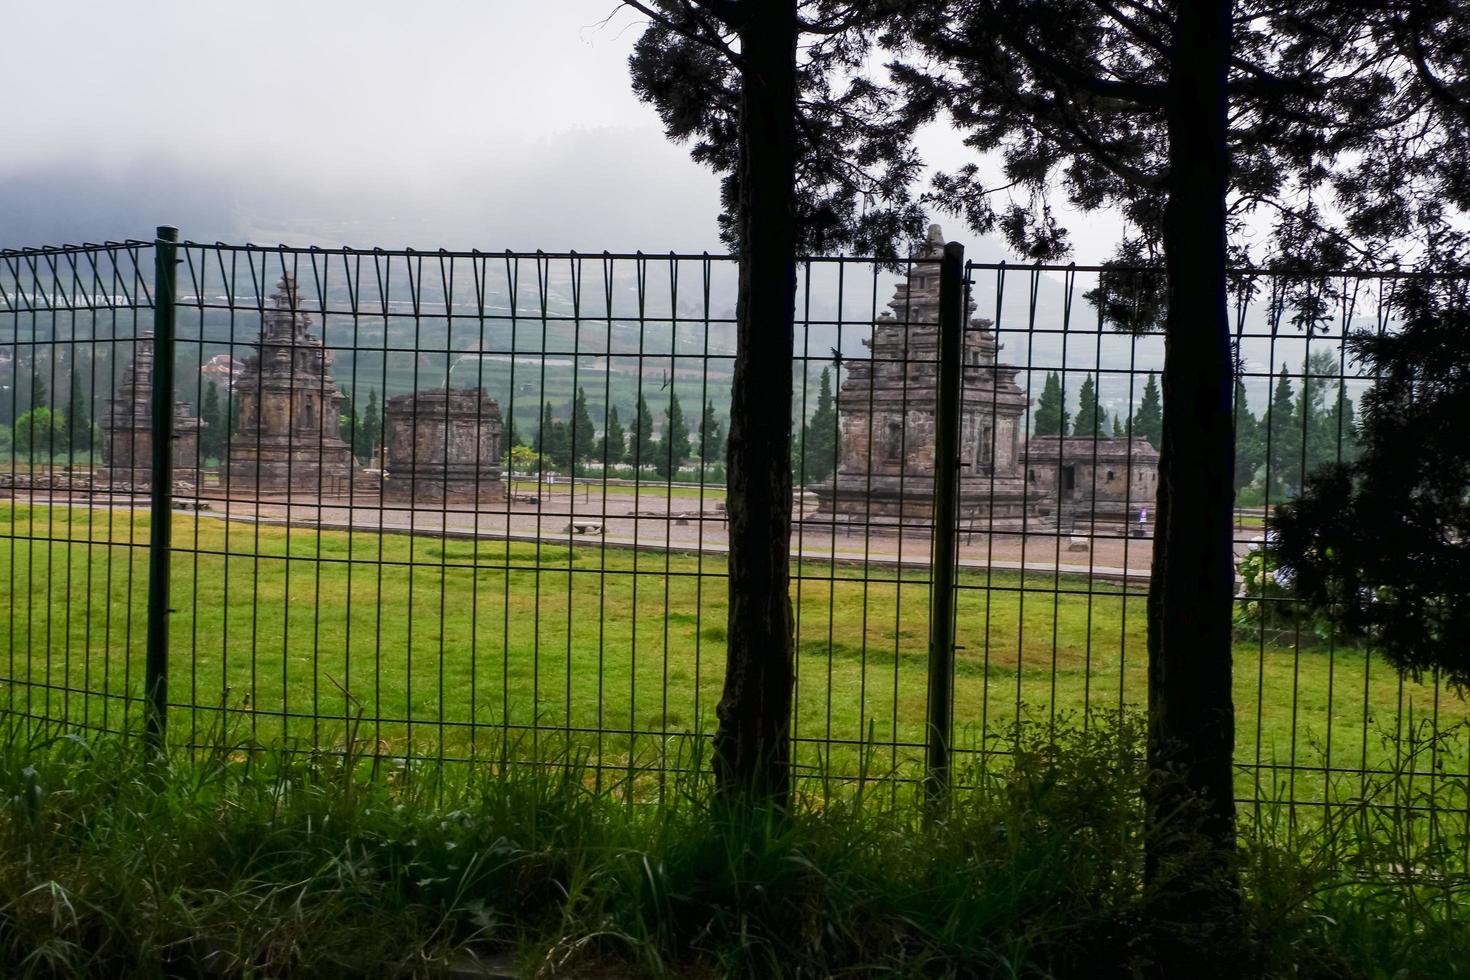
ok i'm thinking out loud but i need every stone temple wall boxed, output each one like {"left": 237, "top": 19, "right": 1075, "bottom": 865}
{"left": 98, "top": 334, "right": 204, "bottom": 488}
{"left": 382, "top": 387, "right": 505, "bottom": 505}
{"left": 1022, "top": 436, "right": 1160, "bottom": 526}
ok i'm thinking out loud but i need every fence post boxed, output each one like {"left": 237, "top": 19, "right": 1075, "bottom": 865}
{"left": 144, "top": 225, "right": 178, "bottom": 752}
{"left": 926, "top": 240, "right": 964, "bottom": 799}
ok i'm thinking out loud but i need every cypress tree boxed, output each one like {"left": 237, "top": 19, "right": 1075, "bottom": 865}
{"left": 1033, "top": 371, "right": 1069, "bottom": 436}
{"left": 1298, "top": 350, "right": 1357, "bottom": 479}
{"left": 1267, "top": 366, "right": 1299, "bottom": 496}
{"left": 629, "top": 393, "right": 656, "bottom": 468}
{"left": 64, "top": 360, "right": 93, "bottom": 457}
{"left": 339, "top": 389, "right": 357, "bottom": 452}
{"left": 537, "top": 402, "right": 571, "bottom": 471}
{"left": 1232, "top": 377, "right": 1263, "bottom": 495}
{"left": 200, "top": 382, "right": 224, "bottom": 462}
{"left": 698, "top": 399, "right": 724, "bottom": 463}
{"left": 30, "top": 366, "right": 48, "bottom": 411}
{"left": 658, "top": 389, "right": 691, "bottom": 478}
{"left": 1072, "top": 374, "right": 1104, "bottom": 437}
{"left": 601, "top": 405, "right": 626, "bottom": 466}
{"left": 1134, "top": 372, "right": 1163, "bottom": 450}
{"left": 361, "top": 390, "right": 382, "bottom": 464}
{"left": 571, "top": 387, "right": 597, "bottom": 462}
{"left": 801, "top": 367, "right": 839, "bottom": 483}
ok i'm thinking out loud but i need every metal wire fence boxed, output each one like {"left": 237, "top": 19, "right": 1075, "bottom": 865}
{"left": 1, "top": 231, "right": 1466, "bottom": 830}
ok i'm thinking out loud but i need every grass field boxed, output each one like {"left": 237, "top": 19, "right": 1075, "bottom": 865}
{"left": 2, "top": 503, "right": 1466, "bottom": 803}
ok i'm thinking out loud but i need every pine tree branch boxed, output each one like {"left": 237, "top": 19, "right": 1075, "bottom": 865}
{"left": 619, "top": 0, "right": 744, "bottom": 67}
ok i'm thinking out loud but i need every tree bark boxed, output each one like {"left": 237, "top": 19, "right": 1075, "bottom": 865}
{"left": 1147, "top": 0, "right": 1241, "bottom": 941}
{"left": 714, "top": 0, "right": 799, "bottom": 805}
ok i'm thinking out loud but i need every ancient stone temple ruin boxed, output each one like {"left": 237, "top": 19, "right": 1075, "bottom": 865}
{"left": 382, "top": 387, "right": 505, "bottom": 504}
{"left": 812, "top": 225, "right": 1033, "bottom": 530}
{"left": 1022, "top": 436, "right": 1160, "bottom": 530}
{"left": 225, "top": 275, "right": 361, "bottom": 496}
{"left": 99, "top": 334, "right": 204, "bottom": 488}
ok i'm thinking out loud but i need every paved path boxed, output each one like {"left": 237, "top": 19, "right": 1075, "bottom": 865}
{"left": 13, "top": 485, "right": 1261, "bottom": 588}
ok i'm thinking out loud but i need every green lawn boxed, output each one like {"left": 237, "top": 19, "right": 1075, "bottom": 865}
{"left": 1, "top": 503, "right": 1465, "bottom": 802}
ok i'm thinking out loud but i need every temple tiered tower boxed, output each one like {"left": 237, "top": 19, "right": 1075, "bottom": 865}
{"left": 98, "top": 335, "right": 204, "bottom": 488}
{"left": 225, "top": 275, "right": 362, "bottom": 496}
{"left": 812, "top": 225, "right": 1034, "bottom": 530}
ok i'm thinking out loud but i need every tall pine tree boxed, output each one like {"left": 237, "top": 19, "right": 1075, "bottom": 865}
{"left": 1033, "top": 371, "right": 1069, "bottom": 436}
{"left": 698, "top": 399, "right": 724, "bottom": 463}
{"left": 1267, "top": 366, "right": 1300, "bottom": 497}
{"left": 360, "top": 390, "right": 382, "bottom": 465}
{"left": 339, "top": 389, "right": 358, "bottom": 454}
{"left": 63, "top": 360, "right": 93, "bottom": 457}
{"left": 571, "top": 387, "right": 597, "bottom": 463}
{"left": 200, "top": 382, "right": 225, "bottom": 462}
{"left": 800, "top": 367, "right": 839, "bottom": 483}
{"left": 1134, "top": 372, "right": 1163, "bottom": 450}
{"left": 30, "top": 366, "right": 47, "bottom": 411}
{"left": 628, "top": 393, "right": 656, "bottom": 468}
{"left": 1071, "top": 374, "right": 1104, "bottom": 437}
{"left": 623, "top": 0, "right": 931, "bottom": 803}
{"left": 538, "top": 402, "right": 571, "bottom": 471}
{"left": 1298, "top": 350, "right": 1357, "bottom": 481}
{"left": 601, "top": 405, "right": 626, "bottom": 466}
{"left": 658, "top": 389, "right": 691, "bottom": 478}
{"left": 893, "top": 4, "right": 1454, "bottom": 910}
{"left": 1232, "top": 378, "right": 1263, "bottom": 495}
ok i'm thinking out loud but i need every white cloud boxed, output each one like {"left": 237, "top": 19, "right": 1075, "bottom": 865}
{"left": 1, "top": 0, "right": 1129, "bottom": 260}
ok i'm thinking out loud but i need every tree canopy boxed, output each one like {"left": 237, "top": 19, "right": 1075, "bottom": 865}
{"left": 892, "top": 0, "right": 1467, "bottom": 332}
{"left": 625, "top": 0, "right": 926, "bottom": 259}
{"left": 1271, "top": 277, "right": 1470, "bottom": 688}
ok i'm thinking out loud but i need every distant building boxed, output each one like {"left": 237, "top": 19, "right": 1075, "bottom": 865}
{"left": 225, "top": 275, "right": 362, "bottom": 496}
{"left": 200, "top": 353, "right": 244, "bottom": 390}
{"left": 812, "top": 224, "right": 1033, "bottom": 531}
{"left": 1022, "top": 436, "right": 1159, "bottom": 530}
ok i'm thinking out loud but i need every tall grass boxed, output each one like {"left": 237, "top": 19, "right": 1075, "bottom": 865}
{"left": 1, "top": 713, "right": 1466, "bottom": 978}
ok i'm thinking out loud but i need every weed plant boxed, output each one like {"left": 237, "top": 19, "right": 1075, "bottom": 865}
{"left": 2, "top": 713, "right": 1467, "bottom": 977}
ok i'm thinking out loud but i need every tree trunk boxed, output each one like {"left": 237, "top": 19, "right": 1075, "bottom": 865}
{"left": 1148, "top": 0, "right": 1241, "bottom": 941}
{"left": 714, "top": 0, "right": 799, "bottom": 805}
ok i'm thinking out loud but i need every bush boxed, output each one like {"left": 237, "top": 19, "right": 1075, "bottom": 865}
{"left": 1234, "top": 534, "right": 1359, "bottom": 647}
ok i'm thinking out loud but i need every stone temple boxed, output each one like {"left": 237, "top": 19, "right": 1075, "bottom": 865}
{"left": 812, "top": 225, "right": 1033, "bottom": 531}
{"left": 382, "top": 387, "right": 505, "bottom": 504}
{"left": 225, "top": 275, "right": 362, "bottom": 496}
{"left": 1022, "top": 435, "right": 1160, "bottom": 530}
{"left": 99, "top": 333, "right": 204, "bottom": 488}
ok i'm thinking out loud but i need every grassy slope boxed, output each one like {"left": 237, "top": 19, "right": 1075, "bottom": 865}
{"left": 1, "top": 503, "right": 1466, "bottom": 800}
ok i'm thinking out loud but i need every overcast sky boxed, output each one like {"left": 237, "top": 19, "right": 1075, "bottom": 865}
{"left": 1, "top": 1, "right": 1127, "bottom": 259}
